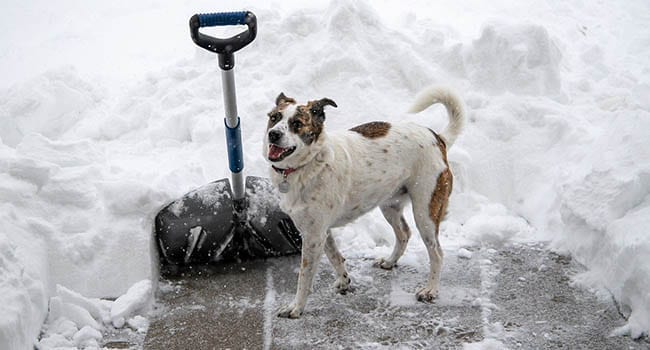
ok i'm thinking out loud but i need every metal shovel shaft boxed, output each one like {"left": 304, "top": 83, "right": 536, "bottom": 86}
{"left": 221, "top": 68, "right": 245, "bottom": 201}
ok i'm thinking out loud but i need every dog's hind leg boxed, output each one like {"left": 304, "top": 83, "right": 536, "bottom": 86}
{"left": 410, "top": 169, "right": 452, "bottom": 302}
{"left": 375, "top": 195, "right": 411, "bottom": 270}
{"left": 324, "top": 231, "right": 351, "bottom": 294}
{"left": 411, "top": 201, "right": 443, "bottom": 302}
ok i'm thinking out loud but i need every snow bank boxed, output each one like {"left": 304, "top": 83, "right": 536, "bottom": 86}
{"left": 0, "top": 69, "right": 103, "bottom": 147}
{"left": 1, "top": 0, "right": 650, "bottom": 346}
{"left": 553, "top": 120, "right": 650, "bottom": 338}
{"left": 0, "top": 125, "right": 162, "bottom": 291}
{"left": 0, "top": 232, "right": 47, "bottom": 350}
{"left": 463, "top": 23, "right": 563, "bottom": 97}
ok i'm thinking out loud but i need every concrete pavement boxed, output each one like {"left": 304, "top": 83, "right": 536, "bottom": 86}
{"left": 142, "top": 243, "right": 647, "bottom": 349}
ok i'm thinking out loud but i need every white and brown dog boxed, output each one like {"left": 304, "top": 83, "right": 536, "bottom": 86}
{"left": 263, "top": 87, "right": 465, "bottom": 318}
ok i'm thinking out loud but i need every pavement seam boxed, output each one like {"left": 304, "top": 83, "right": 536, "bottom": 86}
{"left": 476, "top": 249, "right": 505, "bottom": 346}
{"left": 263, "top": 266, "right": 276, "bottom": 350}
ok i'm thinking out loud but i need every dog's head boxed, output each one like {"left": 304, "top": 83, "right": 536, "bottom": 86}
{"left": 263, "top": 92, "right": 337, "bottom": 167}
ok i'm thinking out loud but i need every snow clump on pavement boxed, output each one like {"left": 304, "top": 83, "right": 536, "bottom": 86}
{"left": 37, "top": 280, "right": 152, "bottom": 349}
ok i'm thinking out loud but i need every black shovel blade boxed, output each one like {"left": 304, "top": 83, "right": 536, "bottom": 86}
{"left": 155, "top": 179, "right": 235, "bottom": 265}
{"left": 154, "top": 176, "right": 302, "bottom": 267}
{"left": 242, "top": 176, "right": 301, "bottom": 257}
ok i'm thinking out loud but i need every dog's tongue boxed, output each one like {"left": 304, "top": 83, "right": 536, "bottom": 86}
{"left": 268, "top": 144, "right": 287, "bottom": 161}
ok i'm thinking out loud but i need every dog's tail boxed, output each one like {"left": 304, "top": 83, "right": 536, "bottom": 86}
{"left": 408, "top": 87, "right": 465, "bottom": 147}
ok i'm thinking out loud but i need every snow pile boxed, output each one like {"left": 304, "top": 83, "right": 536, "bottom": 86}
{"left": 38, "top": 280, "right": 151, "bottom": 349}
{"left": 110, "top": 280, "right": 153, "bottom": 329}
{"left": 0, "top": 128, "right": 162, "bottom": 348}
{"left": 1, "top": 0, "right": 650, "bottom": 347}
{"left": 463, "top": 23, "right": 563, "bottom": 97}
{"left": 555, "top": 131, "right": 650, "bottom": 338}
{"left": 0, "top": 69, "right": 104, "bottom": 147}
{"left": 0, "top": 232, "right": 47, "bottom": 350}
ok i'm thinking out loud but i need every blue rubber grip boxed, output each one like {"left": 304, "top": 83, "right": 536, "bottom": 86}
{"left": 225, "top": 118, "right": 244, "bottom": 173}
{"left": 198, "top": 11, "right": 247, "bottom": 27}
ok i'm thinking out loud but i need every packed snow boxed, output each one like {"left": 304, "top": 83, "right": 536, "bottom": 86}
{"left": 1, "top": 0, "right": 649, "bottom": 348}
{"left": 38, "top": 281, "right": 150, "bottom": 348}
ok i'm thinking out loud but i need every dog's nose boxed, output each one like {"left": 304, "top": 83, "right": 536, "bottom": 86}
{"left": 268, "top": 129, "right": 283, "bottom": 144}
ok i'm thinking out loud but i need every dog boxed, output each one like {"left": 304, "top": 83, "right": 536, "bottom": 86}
{"left": 263, "top": 87, "right": 465, "bottom": 318}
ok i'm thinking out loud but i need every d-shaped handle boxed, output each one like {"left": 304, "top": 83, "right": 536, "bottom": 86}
{"left": 189, "top": 11, "right": 257, "bottom": 70}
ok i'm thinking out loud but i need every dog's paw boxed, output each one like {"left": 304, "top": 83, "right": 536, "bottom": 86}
{"left": 416, "top": 287, "right": 439, "bottom": 303}
{"left": 277, "top": 304, "right": 303, "bottom": 319}
{"left": 333, "top": 276, "right": 352, "bottom": 295}
{"left": 373, "top": 257, "right": 396, "bottom": 270}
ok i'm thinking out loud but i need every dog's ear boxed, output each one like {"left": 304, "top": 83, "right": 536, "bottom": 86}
{"left": 275, "top": 92, "right": 296, "bottom": 106}
{"left": 314, "top": 98, "right": 337, "bottom": 109}
{"left": 309, "top": 98, "right": 337, "bottom": 123}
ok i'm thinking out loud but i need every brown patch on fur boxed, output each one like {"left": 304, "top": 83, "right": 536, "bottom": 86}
{"left": 429, "top": 132, "right": 453, "bottom": 236}
{"left": 286, "top": 99, "right": 336, "bottom": 145}
{"left": 350, "top": 122, "right": 391, "bottom": 139}
{"left": 267, "top": 93, "right": 296, "bottom": 129}
{"left": 288, "top": 105, "right": 322, "bottom": 145}
{"left": 430, "top": 130, "right": 448, "bottom": 161}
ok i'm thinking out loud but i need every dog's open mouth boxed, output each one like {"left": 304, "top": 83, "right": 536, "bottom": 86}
{"left": 268, "top": 144, "right": 296, "bottom": 162}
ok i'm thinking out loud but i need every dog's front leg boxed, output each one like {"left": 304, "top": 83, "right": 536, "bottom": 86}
{"left": 278, "top": 226, "right": 327, "bottom": 319}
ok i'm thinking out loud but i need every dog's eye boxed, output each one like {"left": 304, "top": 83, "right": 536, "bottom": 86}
{"left": 291, "top": 120, "right": 303, "bottom": 129}
{"left": 269, "top": 113, "right": 281, "bottom": 123}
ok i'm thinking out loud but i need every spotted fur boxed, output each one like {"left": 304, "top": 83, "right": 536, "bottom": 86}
{"left": 264, "top": 87, "right": 465, "bottom": 318}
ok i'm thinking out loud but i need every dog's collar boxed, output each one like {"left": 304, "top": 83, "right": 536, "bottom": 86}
{"left": 272, "top": 165, "right": 300, "bottom": 178}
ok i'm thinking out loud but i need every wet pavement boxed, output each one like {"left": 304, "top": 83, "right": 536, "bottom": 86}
{"left": 142, "top": 243, "right": 647, "bottom": 349}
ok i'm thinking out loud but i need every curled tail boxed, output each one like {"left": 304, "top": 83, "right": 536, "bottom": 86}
{"left": 408, "top": 87, "right": 465, "bottom": 147}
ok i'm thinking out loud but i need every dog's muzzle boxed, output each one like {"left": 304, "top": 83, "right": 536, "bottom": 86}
{"left": 267, "top": 130, "right": 296, "bottom": 162}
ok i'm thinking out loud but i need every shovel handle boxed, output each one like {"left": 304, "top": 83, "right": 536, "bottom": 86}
{"left": 196, "top": 12, "right": 248, "bottom": 26}
{"left": 189, "top": 11, "right": 257, "bottom": 70}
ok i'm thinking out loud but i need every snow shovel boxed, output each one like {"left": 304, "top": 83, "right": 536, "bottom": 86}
{"left": 154, "top": 11, "right": 301, "bottom": 271}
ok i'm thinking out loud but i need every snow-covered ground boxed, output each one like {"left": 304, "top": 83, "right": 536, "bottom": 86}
{"left": 1, "top": 0, "right": 649, "bottom": 348}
